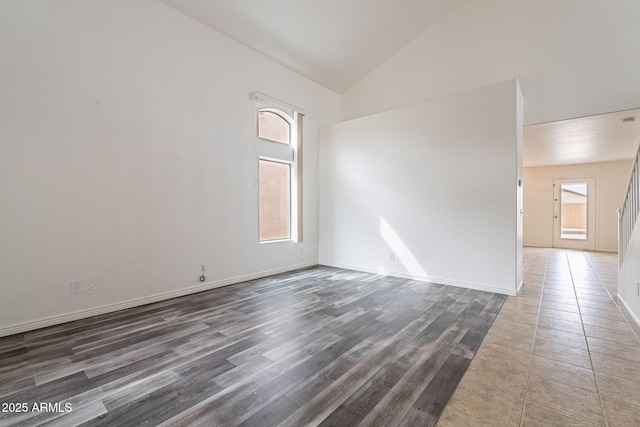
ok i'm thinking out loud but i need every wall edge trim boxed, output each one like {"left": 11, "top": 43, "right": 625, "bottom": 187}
{"left": 0, "top": 261, "right": 318, "bottom": 338}
{"left": 318, "top": 260, "right": 515, "bottom": 296}
{"left": 617, "top": 293, "right": 640, "bottom": 329}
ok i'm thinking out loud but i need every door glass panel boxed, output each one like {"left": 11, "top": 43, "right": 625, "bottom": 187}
{"left": 560, "top": 183, "right": 587, "bottom": 240}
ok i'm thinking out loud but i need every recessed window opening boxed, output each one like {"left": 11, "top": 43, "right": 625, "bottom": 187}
{"left": 251, "top": 92, "right": 304, "bottom": 243}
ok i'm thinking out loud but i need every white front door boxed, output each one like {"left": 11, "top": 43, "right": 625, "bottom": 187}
{"left": 553, "top": 177, "right": 597, "bottom": 250}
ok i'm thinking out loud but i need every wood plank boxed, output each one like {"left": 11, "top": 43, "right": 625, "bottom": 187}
{"left": 0, "top": 265, "right": 505, "bottom": 426}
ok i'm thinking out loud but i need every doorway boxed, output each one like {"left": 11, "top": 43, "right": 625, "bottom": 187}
{"left": 553, "top": 177, "right": 597, "bottom": 250}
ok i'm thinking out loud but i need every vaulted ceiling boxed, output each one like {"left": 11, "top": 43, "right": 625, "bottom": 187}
{"left": 159, "top": 0, "right": 466, "bottom": 93}
{"left": 159, "top": 0, "right": 640, "bottom": 167}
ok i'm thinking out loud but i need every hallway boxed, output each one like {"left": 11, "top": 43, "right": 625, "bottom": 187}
{"left": 439, "top": 247, "right": 640, "bottom": 426}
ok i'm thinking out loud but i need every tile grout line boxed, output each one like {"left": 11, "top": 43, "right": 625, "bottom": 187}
{"left": 566, "top": 250, "right": 608, "bottom": 427}
{"left": 518, "top": 249, "right": 549, "bottom": 427}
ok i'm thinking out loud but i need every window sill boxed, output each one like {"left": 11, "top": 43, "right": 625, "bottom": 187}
{"left": 259, "top": 238, "right": 294, "bottom": 245}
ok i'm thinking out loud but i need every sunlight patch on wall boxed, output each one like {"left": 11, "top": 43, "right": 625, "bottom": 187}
{"left": 380, "top": 217, "right": 427, "bottom": 277}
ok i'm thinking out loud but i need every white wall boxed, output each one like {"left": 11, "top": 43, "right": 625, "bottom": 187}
{"left": 319, "top": 80, "right": 523, "bottom": 295}
{"left": 341, "top": 0, "right": 640, "bottom": 126}
{"left": 619, "top": 215, "right": 640, "bottom": 327}
{"left": 0, "top": 0, "right": 340, "bottom": 336}
{"left": 516, "top": 89, "right": 524, "bottom": 291}
{"left": 523, "top": 161, "right": 633, "bottom": 251}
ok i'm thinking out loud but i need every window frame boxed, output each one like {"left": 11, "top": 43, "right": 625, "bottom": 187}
{"left": 250, "top": 92, "right": 304, "bottom": 244}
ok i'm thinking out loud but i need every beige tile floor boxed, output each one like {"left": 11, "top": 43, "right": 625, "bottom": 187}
{"left": 437, "top": 247, "right": 640, "bottom": 427}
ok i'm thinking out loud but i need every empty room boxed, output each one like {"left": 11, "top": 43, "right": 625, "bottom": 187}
{"left": 1, "top": 0, "right": 640, "bottom": 426}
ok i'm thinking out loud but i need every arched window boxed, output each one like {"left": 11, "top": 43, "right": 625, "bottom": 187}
{"left": 258, "top": 110, "right": 290, "bottom": 144}
{"left": 251, "top": 92, "right": 304, "bottom": 243}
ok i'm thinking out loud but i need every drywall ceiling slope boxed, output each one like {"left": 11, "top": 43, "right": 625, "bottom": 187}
{"left": 158, "top": 0, "right": 466, "bottom": 93}
{"left": 341, "top": 0, "right": 640, "bottom": 127}
{"left": 524, "top": 109, "right": 640, "bottom": 167}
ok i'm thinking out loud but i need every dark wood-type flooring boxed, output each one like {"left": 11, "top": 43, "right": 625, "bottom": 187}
{"left": 0, "top": 266, "right": 506, "bottom": 426}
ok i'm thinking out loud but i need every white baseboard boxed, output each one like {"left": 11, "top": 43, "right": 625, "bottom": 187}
{"left": 0, "top": 261, "right": 318, "bottom": 338}
{"left": 618, "top": 293, "right": 640, "bottom": 329}
{"left": 523, "top": 245, "right": 618, "bottom": 253}
{"left": 318, "top": 259, "right": 516, "bottom": 296}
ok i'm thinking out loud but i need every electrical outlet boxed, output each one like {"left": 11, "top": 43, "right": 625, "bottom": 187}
{"left": 389, "top": 252, "right": 395, "bottom": 262}
{"left": 70, "top": 280, "right": 84, "bottom": 294}
{"left": 86, "top": 285, "right": 95, "bottom": 296}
